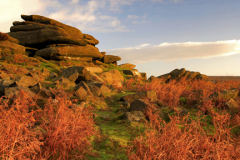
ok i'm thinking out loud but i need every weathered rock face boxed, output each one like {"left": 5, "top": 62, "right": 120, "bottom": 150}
{"left": 9, "top": 15, "right": 85, "bottom": 47}
{"left": 35, "top": 44, "right": 103, "bottom": 60}
{"left": 99, "top": 69, "right": 124, "bottom": 85}
{"left": 155, "top": 68, "right": 208, "bottom": 82}
{"left": 83, "top": 34, "right": 99, "bottom": 46}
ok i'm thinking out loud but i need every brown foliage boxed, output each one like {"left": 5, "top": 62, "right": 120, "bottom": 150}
{"left": 4, "top": 54, "right": 40, "bottom": 66}
{"left": 127, "top": 105, "right": 240, "bottom": 159}
{"left": 0, "top": 90, "right": 43, "bottom": 159}
{"left": 39, "top": 89, "right": 96, "bottom": 159}
{"left": 0, "top": 32, "right": 9, "bottom": 41}
{"left": 0, "top": 89, "right": 96, "bottom": 159}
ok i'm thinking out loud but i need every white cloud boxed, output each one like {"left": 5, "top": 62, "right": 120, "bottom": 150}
{"left": 106, "top": 40, "right": 240, "bottom": 64}
{"left": 0, "top": 0, "right": 55, "bottom": 32}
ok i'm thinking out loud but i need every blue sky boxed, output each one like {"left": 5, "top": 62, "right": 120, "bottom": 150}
{"left": 1, "top": 0, "right": 240, "bottom": 77}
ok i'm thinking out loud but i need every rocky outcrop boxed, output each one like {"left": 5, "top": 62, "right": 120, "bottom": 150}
{"left": 9, "top": 15, "right": 85, "bottom": 47}
{"left": 7, "top": 14, "right": 106, "bottom": 62}
{"left": 151, "top": 68, "right": 208, "bottom": 82}
{"left": 4, "top": 14, "right": 123, "bottom": 65}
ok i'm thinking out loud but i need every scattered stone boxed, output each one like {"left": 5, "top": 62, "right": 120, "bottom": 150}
{"left": 49, "top": 72, "right": 57, "bottom": 79}
{"left": 118, "top": 63, "right": 136, "bottom": 69}
{"left": 10, "top": 76, "right": 37, "bottom": 88}
{"left": 29, "top": 83, "right": 42, "bottom": 94}
{"left": 5, "top": 87, "right": 36, "bottom": 98}
{"left": 103, "top": 55, "right": 121, "bottom": 64}
{"left": 120, "top": 90, "right": 157, "bottom": 102}
{"left": 123, "top": 111, "right": 147, "bottom": 122}
{"left": 75, "top": 81, "right": 92, "bottom": 96}
{"left": 129, "top": 99, "right": 151, "bottom": 112}
{"left": 27, "top": 72, "right": 40, "bottom": 82}
{"left": 38, "top": 88, "right": 52, "bottom": 99}
{"left": 75, "top": 86, "right": 88, "bottom": 100}
{"left": 54, "top": 77, "right": 74, "bottom": 89}
{"left": 87, "top": 83, "right": 101, "bottom": 97}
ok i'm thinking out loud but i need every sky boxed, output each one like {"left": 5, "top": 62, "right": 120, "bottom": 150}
{"left": 1, "top": 0, "right": 240, "bottom": 77}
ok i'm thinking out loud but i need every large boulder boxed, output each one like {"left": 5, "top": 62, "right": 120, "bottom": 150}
{"left": 129, "top": 99, "right": 151, "bottom": 112}
{"left": 99, "top": 69, "right": 124, "bottom": 85}
{"left": 9, "top": 15, "right": 86, "bottom": 47}
{"left": 35, "top": 44, "right": 103, "bottom": 60}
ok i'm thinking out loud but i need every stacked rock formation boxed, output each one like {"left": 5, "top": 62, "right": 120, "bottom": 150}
{"left": 149, "top": 68, "right": 208, "bottom": 82}
{"left": 7, "top": 14, "right": 121, "bottom": 64}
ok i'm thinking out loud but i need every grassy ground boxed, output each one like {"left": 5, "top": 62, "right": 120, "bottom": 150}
{"left": 86, "top": 92, "right": 146, "bottom": 160}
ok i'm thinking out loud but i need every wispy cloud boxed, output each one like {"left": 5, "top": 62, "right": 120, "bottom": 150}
{"left": 106, "top": 40, "right": 240, "bottom": 64}
{"left": 0, "top": 0, "right": 129, "bottom": 32}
